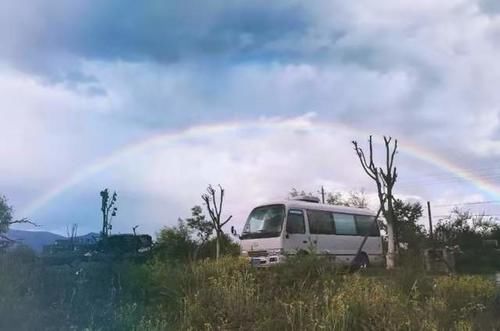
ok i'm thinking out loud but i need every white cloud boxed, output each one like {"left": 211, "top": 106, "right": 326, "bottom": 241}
{"left": 4, "top": 0, "right": 500, "bottom": 235}
{"left": 0, "top": 67, "right": 147, "bottom": 208}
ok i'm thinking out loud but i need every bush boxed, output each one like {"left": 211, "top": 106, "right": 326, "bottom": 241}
{"left": 456, "top": 248, "right": 500, "bottom": 274}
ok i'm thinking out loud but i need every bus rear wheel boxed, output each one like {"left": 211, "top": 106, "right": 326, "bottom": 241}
{"left": 352, "top": 253, "right": 369, "bottom": 271}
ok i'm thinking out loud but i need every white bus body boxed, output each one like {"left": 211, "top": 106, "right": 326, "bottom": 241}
{"left": 240, "top": 199, "right": 384, "bottom": 267}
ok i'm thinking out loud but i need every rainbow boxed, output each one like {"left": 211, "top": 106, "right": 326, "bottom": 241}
{"left": 20, "top": 116, "right": 500, "bottom": 216}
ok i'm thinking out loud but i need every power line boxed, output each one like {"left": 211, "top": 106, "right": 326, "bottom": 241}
{"left": 399, "top": 174, "right": 500, "bottom": 186}
{"left": 432, "top": 200, "right": 500, "bottom": 208}
{"left": 433, "top": 214, "right": 500, "bottom": 218}
{"left": 398, "top": 169, "right": 500, "bottom": 185}
{"left": 398, "top": 165, "right": 500, "bottom": 180}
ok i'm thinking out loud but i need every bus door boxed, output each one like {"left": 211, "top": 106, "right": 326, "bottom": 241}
{"left": 284, "top": 209, "right": 309, "bottom": 254}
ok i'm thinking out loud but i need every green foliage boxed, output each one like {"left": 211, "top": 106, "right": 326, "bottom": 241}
{"left": 0, "top": 195, "right": 13, "bottom": 234}
{"left": 0, "top": 195, "right": 34, "bottom": 250}
{"left": 185, "top": 205, "right": 214, "bottom": 243}
{"left": 195, "top": 233, "right": 240, "bottom": 259}
{"left": 289, "top": 188, "right": 368, "bottom": 208}
{"left": 434, "top": 208, "right": 500, "bottom": 273}
{"left": 155, "top": 219, "right": 197, "bottom": 262}
{"left": 393, "top": 198, "right": 426, "bottom": 251}
{"left": 155, "top": 219, "right": 239, "bottom": 262}
{"left": 435, "top": 208, "right": 500, "bottom": 248}
{"left": 455, "top": 248, "right": 500, "bottom": 274}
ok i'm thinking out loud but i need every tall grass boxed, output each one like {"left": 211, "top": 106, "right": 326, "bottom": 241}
{"left": 178, "top": 256, "right": 498, "bottom": 330}
{"left": 0, "top": 249, "right": 498, "bottom": 330}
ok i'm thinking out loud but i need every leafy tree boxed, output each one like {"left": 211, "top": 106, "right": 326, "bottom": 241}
{"left": 326, "top": 191, "right": 347, "bottom": 206}
{"left": 201, "top": 185, "right": 232, "bottom": 260}
{"left": 434, "top": 208, "right": 500, "bottom": 249}
{"left": 353, "top": 136, "right": 399, "bottom": 269}
{"left": 289, "top": 188, "right": 316, "bottom": 198}
{"left": 392, "top": 199, "right": 425, "bottom": 251}
{"left": 434, "top": 208, "right": 500, "bottom": 273}
{"left": 0, "top": 195, "right": 33, "bottom": 249}
{"left": 290, "top": 188, "right": 368, "bottom": 208}
{"left": 346, "top": 190, "right": 369, "bottom": 208}
{"left": 155, "top": 219, "right": 196, "bottom": 261}
{"left": 0, "top": 196, "right": 13, "bottom": 235}
{"left": 185, "top": 205, "right": 214, "bottom": 244}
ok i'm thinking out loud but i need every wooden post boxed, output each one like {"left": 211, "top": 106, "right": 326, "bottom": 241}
{"left": 321, "top": 186, "right": 325, "bottom": 204}
{"left": 427, "top": 201, "right": 433, "bottom": 239}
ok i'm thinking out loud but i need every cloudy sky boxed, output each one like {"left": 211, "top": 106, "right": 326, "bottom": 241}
{"left": 3, "top": 0, "right": 500, "bottom": 236}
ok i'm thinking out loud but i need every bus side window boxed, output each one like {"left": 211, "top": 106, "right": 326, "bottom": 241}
{"left": 333, "top": 213, "right": 357, "bottom": 235}
{"left": 307, "top": 210, "right": 335, "bottom": 234}
{"left": 355, "top": 215, "right": 380, "bottom": 236}
{"left": 286, "top": 209, "right": 305, "bottom": 234}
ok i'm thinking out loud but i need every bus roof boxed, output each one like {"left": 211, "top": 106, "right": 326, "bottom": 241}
{"left": 253, "top": 200, "right": 376, "bottom": 216}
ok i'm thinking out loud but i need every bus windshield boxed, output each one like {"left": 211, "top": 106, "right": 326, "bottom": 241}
{"left": 241, "top": 205, "right": 285, "bottom": 239}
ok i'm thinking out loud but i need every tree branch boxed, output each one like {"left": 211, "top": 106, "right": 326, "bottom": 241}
{"left": 218, "top": 184, "right": 224, "bottom": 221}
{"left": 352, "top": 140, "right": 377, "bottom": 180}
{"left": 389, "top": 139, "right": 398, "bottom": 170}
{"left": 384, "top": 136, "right": 391, "bottom": 177}
{"left": 0, "top": 233, "right": 16, "bottom": 242}
{"left": 220, "top": 215, "right": 233, "bottom": 228}
{"left": 202, "top": 193, "right": 217, "bottom": 225}
{"left": 8, "top": 218, "right": 38, "bottom": 227}
{"left": 368, "top": 135, "right": 375, "bottom": 169}
{"left": 208, "top": 186, "right": 220, "bottom": 222}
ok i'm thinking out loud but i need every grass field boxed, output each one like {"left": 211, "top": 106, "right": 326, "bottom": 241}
{"left": 1, "top": 249, "right": 499, "bottom": 330}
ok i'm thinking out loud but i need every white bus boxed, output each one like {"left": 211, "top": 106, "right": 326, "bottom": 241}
{"left": 240, "top": 196, "right": 384, "bottom": 267}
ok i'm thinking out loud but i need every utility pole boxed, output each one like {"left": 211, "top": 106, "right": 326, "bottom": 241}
{"left": 427, "top": 201, "right": 433, "bottom": 240}
{"left": 321, "top": 186, "right": 325, "bottom": 204}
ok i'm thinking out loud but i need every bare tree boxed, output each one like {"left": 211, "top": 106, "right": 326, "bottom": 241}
{"left": 352, "top": 136, "right": 398, "bottom": 269}
{"left": 201, "top": 185, "right": 232, "bottom": 260}
{"left": 66, "top": 224, "right": 78, "bottom": 240}
{"left": 100, "top": 189, "right": 118, "bottom": 237}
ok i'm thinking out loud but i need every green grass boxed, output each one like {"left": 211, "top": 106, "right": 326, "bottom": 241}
{"left": 1, "top": 250, "right": 499, "bottom": 330}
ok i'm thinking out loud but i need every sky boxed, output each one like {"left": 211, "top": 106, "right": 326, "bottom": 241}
{"left": 3, "top": 0, "right": 500, "bottom": 236}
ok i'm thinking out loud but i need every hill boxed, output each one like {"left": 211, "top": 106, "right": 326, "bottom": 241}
{"left": 6, "top": 229, "right": 65, "bottom": 252}
{"left": 6, "top": 230, "right": 100, "bottom": 253}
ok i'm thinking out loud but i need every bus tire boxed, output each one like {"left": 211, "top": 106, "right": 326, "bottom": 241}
{"left": 352, "top": 253, "right": 369, "bottom": 271}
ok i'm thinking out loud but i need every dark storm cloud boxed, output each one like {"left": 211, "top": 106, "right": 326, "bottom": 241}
{"left": 478, "top": 0, "right": 500, "bottom": 14}
{"left": 0, "top": 0, "right": 314, "bottom": 79}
